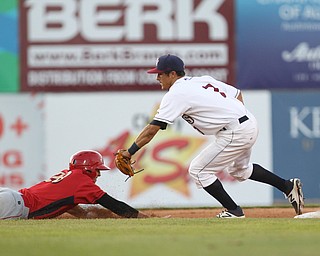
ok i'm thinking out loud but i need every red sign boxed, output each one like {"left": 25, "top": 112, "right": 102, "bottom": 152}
{"left": 20, "top": 0, "right": 235, "bottom": 92}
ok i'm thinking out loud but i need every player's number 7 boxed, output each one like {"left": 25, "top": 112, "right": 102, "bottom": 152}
{"left": 202, "top": 84, "right": 226, "bottom": 98}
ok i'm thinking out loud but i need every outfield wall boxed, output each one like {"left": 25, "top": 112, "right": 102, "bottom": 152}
{"left": 1, "top": 91, "right": 319, "bottom": 207}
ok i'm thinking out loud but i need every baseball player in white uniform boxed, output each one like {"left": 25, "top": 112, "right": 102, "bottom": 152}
{"left": 121, "top": 54, "right": 304, "bottom": 218}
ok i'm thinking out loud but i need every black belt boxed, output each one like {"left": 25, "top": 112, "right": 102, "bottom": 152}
{"left": 238, "top": 115, "right": 249, "bottom": 124}
{"left": 220, "top": 115, "right": 249, "bottom": 131}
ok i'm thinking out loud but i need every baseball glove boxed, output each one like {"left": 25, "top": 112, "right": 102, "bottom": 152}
{"left": 114, "top": 149, "right": 136, "bottom": 177}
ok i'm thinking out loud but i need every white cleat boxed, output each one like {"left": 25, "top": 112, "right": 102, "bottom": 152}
{"left": 285, "top": 178, "right": 304, "bottom": 215}
{"left": 216, "top": 206, "right": 245, "bottom": 218}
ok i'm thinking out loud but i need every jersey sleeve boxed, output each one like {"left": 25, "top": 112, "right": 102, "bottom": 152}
{"left": 149, "top": 119, "right": 168, "bottom": 130}
{"left": 153, "top": 91, "right": 189, "bottom": 124}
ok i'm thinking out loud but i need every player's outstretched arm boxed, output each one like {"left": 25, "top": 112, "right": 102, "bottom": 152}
{"left": 96, "top": 193, "right": 149, "bottom": 218}
{"left": 134, "top": 124, "right": 161, "bottom": 151}
{"left": 67, "top": 205, "right": 89, "bottom": 218}
{"left": 121, "top": 123, "right": 161, "bottom": 159}
{"left": 67, "top": 205, "right": 120, "bottom": 219}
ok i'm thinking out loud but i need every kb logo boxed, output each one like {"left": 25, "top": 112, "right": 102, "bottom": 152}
{"left": 290, "top": 107, "right": 320, "bottom": 138}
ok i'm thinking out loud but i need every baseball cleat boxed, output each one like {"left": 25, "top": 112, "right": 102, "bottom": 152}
{"left": 216, "top": 206, "right": 245, "bottom": 218}
{"left": 285, "top": 178, "right": 304, "bottom": 215}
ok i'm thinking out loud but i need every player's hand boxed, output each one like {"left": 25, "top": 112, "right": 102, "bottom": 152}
{"left": 121, "top": 150, "right": 132, "bottom": 159}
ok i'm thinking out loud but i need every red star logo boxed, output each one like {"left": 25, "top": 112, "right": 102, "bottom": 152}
{"left": 10, "top": 117, "right": 28, "bottom": 137}
{"left": 130, "top": 130, "right": 206, "bottom": 198}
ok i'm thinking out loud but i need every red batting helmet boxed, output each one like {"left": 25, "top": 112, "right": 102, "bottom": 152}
{"left": 69, "top": 150, "right": 110, "bottom": 180}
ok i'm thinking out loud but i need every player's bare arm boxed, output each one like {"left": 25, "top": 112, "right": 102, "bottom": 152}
{"left": 66, "top": 205, "right": 118, "bottom": 219}
{"left": 135, "top": 124, "right": 161, "bottom": 148}
{"left": 67, "top": 205, "right": 89, "bottom": 218}
{"left": 122, "top": 124, "right": 161, "bottom": 159}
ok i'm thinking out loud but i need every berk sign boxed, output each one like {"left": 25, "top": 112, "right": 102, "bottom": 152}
{"left": 20, "top": 0, "right": 235, "bottom": 92}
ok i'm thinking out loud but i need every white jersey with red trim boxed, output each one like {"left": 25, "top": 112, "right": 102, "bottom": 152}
{"left": 153, "top": 76, "right": 249, "bottom": 135}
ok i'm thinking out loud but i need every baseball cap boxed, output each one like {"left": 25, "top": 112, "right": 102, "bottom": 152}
{"left": 147, "top": 54, "right": 185, "bottom": 74}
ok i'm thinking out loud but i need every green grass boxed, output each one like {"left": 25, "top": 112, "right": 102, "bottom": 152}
{"left": 1, "top": 218, "right": 319, "bottom": 256}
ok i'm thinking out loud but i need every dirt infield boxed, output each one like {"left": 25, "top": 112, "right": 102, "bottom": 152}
{"left": 59, "top": 206, "right": 320, "bottom": 219}
{"left": 144, "top": 207, "right": 320, "bottom": 218}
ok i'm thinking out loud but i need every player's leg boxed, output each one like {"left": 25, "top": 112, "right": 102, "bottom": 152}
{"left": 209, "top": 121, "right": 258, "bottom": 217}
{"left": 0, "top": 188, "right": 29, "bottom": 220}
{"left": 248, "top": 164, "right": 304, "bottom": 215}
{"left": 188, "top": 135, "right": 245, "bottom": 218}
{"left": 249, "top": 164, "right": 292, "bottom": 194}
{"left": 203, "top": 179, "right": 245, "bottom": 218}
{"left": 188, "top": 116, "right": 259, "bottom": 218}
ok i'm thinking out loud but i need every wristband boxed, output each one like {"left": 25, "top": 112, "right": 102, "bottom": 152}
{"left": 128, "top": 142, "right": 140, "bottom": 155}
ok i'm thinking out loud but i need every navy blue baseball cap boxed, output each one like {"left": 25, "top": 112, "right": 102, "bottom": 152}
{"left": 147, "top": 54, "right": 185, "bottom": 74}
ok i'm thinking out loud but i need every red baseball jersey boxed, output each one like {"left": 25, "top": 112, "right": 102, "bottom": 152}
{"left": 19, "top": 169, "right": 105, "bottom": 219}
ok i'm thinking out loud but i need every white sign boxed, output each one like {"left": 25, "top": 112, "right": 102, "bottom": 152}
{"left": 26, "top": 0, "right": 227, "bottom": 42}
{"left": 0, "top": 94, "right": 45, "bottom": 189}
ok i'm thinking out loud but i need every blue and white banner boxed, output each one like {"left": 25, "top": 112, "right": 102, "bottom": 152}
{"left": 237, "top": 0, "right": 320, "bottom": 89}
{"left": 272, "top": 92, "right": 320, "bottom": 201}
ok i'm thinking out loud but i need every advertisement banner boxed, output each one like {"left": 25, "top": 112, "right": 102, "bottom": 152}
{"left": 0, "top": 94, "right": 45, "bottom": 189}
{"left": 237, "top": 0, "right": 320, "bottom": 89}
{"left": 20, "top": 0, "right": 235, "bottom": 92}
{"left": 272, "top": 92, "right": 320, "bottom": 201}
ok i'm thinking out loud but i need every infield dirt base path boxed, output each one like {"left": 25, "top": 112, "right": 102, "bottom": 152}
{"left": 59, "top": 207, "right": 320, "bottom": 219}
{"left": 143, "top": 207, "right": 320, "bottom": 218}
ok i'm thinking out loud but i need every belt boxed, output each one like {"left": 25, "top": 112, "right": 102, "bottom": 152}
{"left": 220, "top": 115, "right": 249, "bottom": 131}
